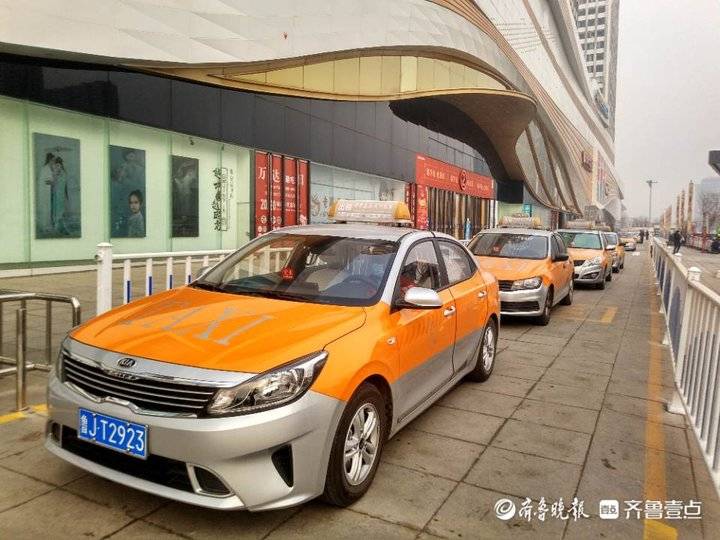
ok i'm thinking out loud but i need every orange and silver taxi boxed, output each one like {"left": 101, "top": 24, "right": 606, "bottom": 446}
{"left": 467, "top": 227, "right": 573, "bottom": 324}
{"left": 558, "top": 228, "right": 614, "bottom": 289}
{"left": 602, "top": 231, "right": 626, "bottom": 273}
{"left": 45, "top": 201, "right": 499, "bottom": 511}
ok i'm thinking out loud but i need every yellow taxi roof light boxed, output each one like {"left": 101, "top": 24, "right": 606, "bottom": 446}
{"left": 498, "top": 215, "right": 544, "bottom": 229}
{"left": 328, "top": 200, "right": 413, "bottom": 225}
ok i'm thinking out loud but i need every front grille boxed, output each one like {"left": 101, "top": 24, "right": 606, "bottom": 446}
{"left": 61, "top": 426, "right": 194, "bottom": 492}
{"left": 498, "top": 280, "right": 514, "bottom": 292}
{"left": 573, "top": 259, "right": 585, "bottom": 267}
{"left": 62, "top": 354, "right": 217, "bottom": 416}
{"left": 501, "top": 301, "right": 540, "bottom": 313}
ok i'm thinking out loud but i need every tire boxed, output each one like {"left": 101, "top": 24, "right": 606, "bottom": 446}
{"left": 322, "top": 383, "right": 388, "bottom": 507}
{"left": 466, "top": 319, "right": 497, "bottom": 382}
{"left": 596, "top": 277, "right": 606, "bottom": 290}
{"left": 605, "top": 267, "right": 612, "bottom": 282}
{"left": 534, "top": 289, "right": 553, "bottom": 326}
{"left": 620, "top": 258, "right": 625, "bottom": 270}
{"left": 612, "top": 265, "right": 619, "bottom": 273}
{"left": 560, "top": 279, "right": 573, "bottom": 305}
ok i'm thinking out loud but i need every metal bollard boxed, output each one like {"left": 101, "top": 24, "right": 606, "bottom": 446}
{"left": 16, "top": 307, "right": 27, "bottom": 411}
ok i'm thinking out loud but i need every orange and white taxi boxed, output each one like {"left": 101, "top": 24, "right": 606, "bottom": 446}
{"left": 602, "top": 231, "right": 626, "bottom": 273}
{"left": 45, "top": 200, "right": 500, "bottom": 511}
{"left": 467, "top": 218, "right": 573, "bottom": 325}
{"left": 558, "top": 224, "right": 614, "bottom": 289}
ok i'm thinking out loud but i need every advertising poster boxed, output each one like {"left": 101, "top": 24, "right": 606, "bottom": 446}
{"left": 171, "top": 155, "right": 199, "bottom": 237}
{"left": 415, "top": 185, "right": 429, "bottom": 229}
{"left": 34, "top": 133, "right": 81, "bottom": 238}
{"left": 283, "top": 157, "right": 297, "bottom": 227}
{"left": 270, "top": 154, "right": 283, "bottom": 230}
{"left": 298, "top": 160, "right": 309, "bottom": 225}
{"left": 415, "top": 154, "right": 494, "bottom": 199}
{"left": 254, "top": 152, "right": 269, "bottom": 235}
{"left": 110, "top": 145, "right": 146, "bottom": 238}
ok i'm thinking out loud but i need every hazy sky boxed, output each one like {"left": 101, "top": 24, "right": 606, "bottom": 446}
{"left": 615, "top": 0, "right": 720, "bottom": 219}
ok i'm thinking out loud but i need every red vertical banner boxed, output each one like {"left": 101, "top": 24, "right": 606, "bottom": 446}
{"left": 270, "top": 154, "right": 283, "bottom": 230}
{"left": 297, "top": 160, "right": 309, "bottom": 225}
{"left": 415, "top": 185, "right": 429, "bottom": 229}
{"left": 283, "top": 157, "right": 297, "bottom": 226}
{"left": 254, "top": 152, "right": 269, "bottom": 236}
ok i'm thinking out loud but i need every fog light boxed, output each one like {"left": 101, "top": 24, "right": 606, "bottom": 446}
{"left": 587, "top": 272, "right": 599, "bottom": 279}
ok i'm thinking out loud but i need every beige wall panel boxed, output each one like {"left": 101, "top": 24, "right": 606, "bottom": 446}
{"left": 359, "top": 56, "right": 383, "bottom": 95}
{"left": 333, "top": 57, "right": 360, "bottom": 95}
{"left": 380, "top": 55, "right": 401, "bottom": 94}
{"left": 266, "top": 65, "right": 303, "bottom": 89}
{"left": 303, "top": 61, "right": 334, "bottom": 93}
{"left": 449, "top": 61, "right": 465, "bottom": 88}
{"left": 416, "top": 57, "right": 435, "bottom": 91}
{"left": 400, "top": 56, "right": 418, "bottom": 93}
{"left": 434, "top": 60, "right": 450, "bottom": 89}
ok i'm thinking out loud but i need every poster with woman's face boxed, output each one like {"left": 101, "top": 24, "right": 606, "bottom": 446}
{"left": 110, "top": 146, "right": 146, "bottom": 238}
{"left": 171, "top": 155, "right": 199, "bottom": 237}
{"left": 34, "top": 133, "right": 81, "bottom": 239}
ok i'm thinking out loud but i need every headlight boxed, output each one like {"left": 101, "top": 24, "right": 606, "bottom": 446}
{"left": 584, "top": 256, "right": 603, "bottom": 266}
{"left": 207, "top": 351, "right": 328, "bottom": 416}
{"left": 511, "top": 276, "right": 542, "bottom": 290}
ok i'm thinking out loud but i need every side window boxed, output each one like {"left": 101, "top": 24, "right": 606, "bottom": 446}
{"left": 397, "top": 241, "right": 442, "bottom": 297}
{"left": 552, "top": 235, "right": 566, "bottom": 256}
{"left": 439, "top": 241, "right": 475, "bottom": 285}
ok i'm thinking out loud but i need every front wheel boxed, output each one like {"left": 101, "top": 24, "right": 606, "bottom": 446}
{"left": 534, "top": 289, "right": 553, "bottom": 326}
{"left": 322, "top": 383, "right": 387, "bottom": 507}
{"left": 466, "top": 319, "right": 497, "bottom": 382}
{"left": 560, "top": 280, "right": 573, "bottom": 305}
{"left": 605, "top": 267, "right": 612, "bottom": 282}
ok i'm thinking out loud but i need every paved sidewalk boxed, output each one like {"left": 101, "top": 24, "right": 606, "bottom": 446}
{"left": 672, "top": 247, "right": 720, "bottom": 294}
{"left": 1, "top": 247, "right": 719, "bottom": 539}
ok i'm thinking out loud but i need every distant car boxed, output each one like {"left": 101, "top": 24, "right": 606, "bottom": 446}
{"left": 558, "top": 229, "right": 613, "bottom": 289}
{"left": 620, "top": 233, "right": 636, "bottom": 251}
{"left": 467, "top": 228, "right": 574, "bottom": 325}
{"left": 603, "top": 232, "right": 626, "bottom": 272}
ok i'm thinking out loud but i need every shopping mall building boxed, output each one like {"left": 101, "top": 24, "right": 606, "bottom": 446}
{"left": 0, "top": 0, "right": 622, "bottom": 268}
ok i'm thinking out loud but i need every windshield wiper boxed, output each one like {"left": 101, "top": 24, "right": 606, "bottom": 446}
{"left": 223, "top": 287, "right": 308, "bottom": 302}
{"left": 191, "top": 281, "right": 224, "bottom": 292}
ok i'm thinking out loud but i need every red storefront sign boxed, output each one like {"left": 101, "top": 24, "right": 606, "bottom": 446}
{"left": 298, "top": 160, "right": 309, "bottom": 225}
{"left": 283, "top": 157, "right": 297, "bottom": 226}
{"left": 404, "top": 183, "right": 430, "bottom": 230}
{"left": 415, "top": 154, "right": 494, "bottom": 199}
{"left": 270, "top": 154, "right": 283, "bottom": 230}
{"left": 254, "top": 152, "right": 269, "bottom": 235}
{"left": 254, "top": 151, "right": 310, "bottom": 236}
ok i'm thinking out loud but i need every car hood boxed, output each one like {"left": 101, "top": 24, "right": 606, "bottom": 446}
{"left": 567, "top": 247, "right": 605, "bottom": 262}
{"left": 70, "top": 287, "right": 366, "bottom": 373}
{"left": 474, "top": 256, "right": 548, "bottom": 281}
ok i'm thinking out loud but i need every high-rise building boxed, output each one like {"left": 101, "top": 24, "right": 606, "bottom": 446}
{"left": 572, "top": 0, "right": 620, "bottom": 132}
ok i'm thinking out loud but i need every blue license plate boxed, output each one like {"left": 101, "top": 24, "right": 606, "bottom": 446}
{"left": 78, "top": 408, "right": 147, "bottom": 459}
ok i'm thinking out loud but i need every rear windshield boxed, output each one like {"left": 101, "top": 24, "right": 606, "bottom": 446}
{"left": 603, "top": 232, "right": 619, "bottom": 245}
{"left": 559, "top": 232, "right": 602, "bottom": 250}
{"left": 468, "top": 233, "right": 548, "bottom": 260}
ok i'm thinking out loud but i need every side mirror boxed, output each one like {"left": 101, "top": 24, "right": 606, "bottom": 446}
{"left": 399, "top": 287, "right": 443, "bottom": 309}
{"left": 606, "top": 245, "right": 616, "bottom": 251}
{"left": 553, "top": 254, "right": 569, "bottom": 262}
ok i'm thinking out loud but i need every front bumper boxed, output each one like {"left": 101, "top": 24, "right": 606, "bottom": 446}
{"left": 499, "top": 285, "right": 548, "bottom": 317}
{"left": 573, "top": 264, "right": 605, "bottom": 284}
{"left": 45, "top": 371, "right": 344, "bottom": 511}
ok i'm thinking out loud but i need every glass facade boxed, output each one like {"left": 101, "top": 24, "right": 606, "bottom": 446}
{"left": 0, "top": 53, "right": 512, "bottom": 266}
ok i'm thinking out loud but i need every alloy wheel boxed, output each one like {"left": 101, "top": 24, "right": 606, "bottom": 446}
{"left": 343, "top": 403, "right": 380, "bottom": 486}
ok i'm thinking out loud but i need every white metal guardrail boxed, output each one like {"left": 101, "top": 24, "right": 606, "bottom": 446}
{"left": 95, "top": 243, "right": 294, "bottom": 314}
{"left": 95, "top": 243, "right": 234, "bottom": 314}
{"left": 651, "top": 237, "right": 720, "bottom": 496}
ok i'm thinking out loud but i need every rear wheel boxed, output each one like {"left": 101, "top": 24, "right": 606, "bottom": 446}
{"left": 535, "top": 289, "right": 553, "bottom": 326}
{"left": 560, "top": 280, "right": 573, "bottom": 305}
{"left": 323, "top": 383, "right": 387, "bottom": 507}
{"left": 466, "top": 319, "right": 497, "bottom": 382}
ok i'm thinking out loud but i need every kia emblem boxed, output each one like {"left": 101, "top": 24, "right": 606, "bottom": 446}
{"left": 117, "top": 358, "right": 136, "bottom": 369}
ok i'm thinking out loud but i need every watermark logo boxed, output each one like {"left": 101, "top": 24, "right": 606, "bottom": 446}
{"left": 494, "top": 498, "right": 516, "bottom": 521}
{"left": 599, "top": 500, "right": 620, "bottom": 520}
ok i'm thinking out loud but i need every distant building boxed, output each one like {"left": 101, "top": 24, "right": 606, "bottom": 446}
{"left": 693, "top": 177, "right": 720, "bottom": 232}
{"left": 572, "top": 0, "right": 619, "bottom": 133}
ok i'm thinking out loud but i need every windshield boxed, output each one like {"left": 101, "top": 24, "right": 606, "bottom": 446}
{"left": 559, "top": 232, "right": 602, "bottom": 250}
{"left": 604, "top": 233, "right": 619, "bottom": 245}
{"left": 468, "top": 233, "right": 548, "bottom": 260}
{"left": 193, "top": 233, "right": 399, "bottom": 306}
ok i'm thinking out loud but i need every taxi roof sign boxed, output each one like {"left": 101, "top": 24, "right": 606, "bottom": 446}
{"left": 498, "top": 215, "right": 544, "bottom": 229}
{"left": 328, "top": 199, "right": 413, "bottom": 225}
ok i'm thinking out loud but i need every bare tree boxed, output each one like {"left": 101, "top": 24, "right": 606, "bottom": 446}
{"left": 698, "top": 190, "right": 720, "bottom": 232}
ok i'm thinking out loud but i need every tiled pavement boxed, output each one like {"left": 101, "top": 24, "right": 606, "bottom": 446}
{"left": 669, "top": 246, "right": 720, "bottom": 294}
{"left": 1, "top": 247, "right": 719, "bottom": 539}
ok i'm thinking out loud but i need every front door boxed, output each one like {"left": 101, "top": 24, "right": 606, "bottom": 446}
{"left": 437, "top": 240, "right": 488, "bottom": 371}
{"left": 550, "top": 234, "right": 571, "bottom": 300}
{"left": 391, "top": 240, "right": 456, "bottom": 419}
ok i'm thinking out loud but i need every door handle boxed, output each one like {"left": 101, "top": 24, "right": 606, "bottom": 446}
{"left": 443, "top": 306, "right": 456, "bottom": 317}
{"left": 477, "top": 291, "right": 487, "bottom": 299}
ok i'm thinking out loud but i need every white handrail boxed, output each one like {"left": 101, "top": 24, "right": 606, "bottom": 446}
{"left": 95, "top": 243, "right": 234, "bottom": 314}
{"left": 652, "top": 237, "right": 720, "bottom": 498}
